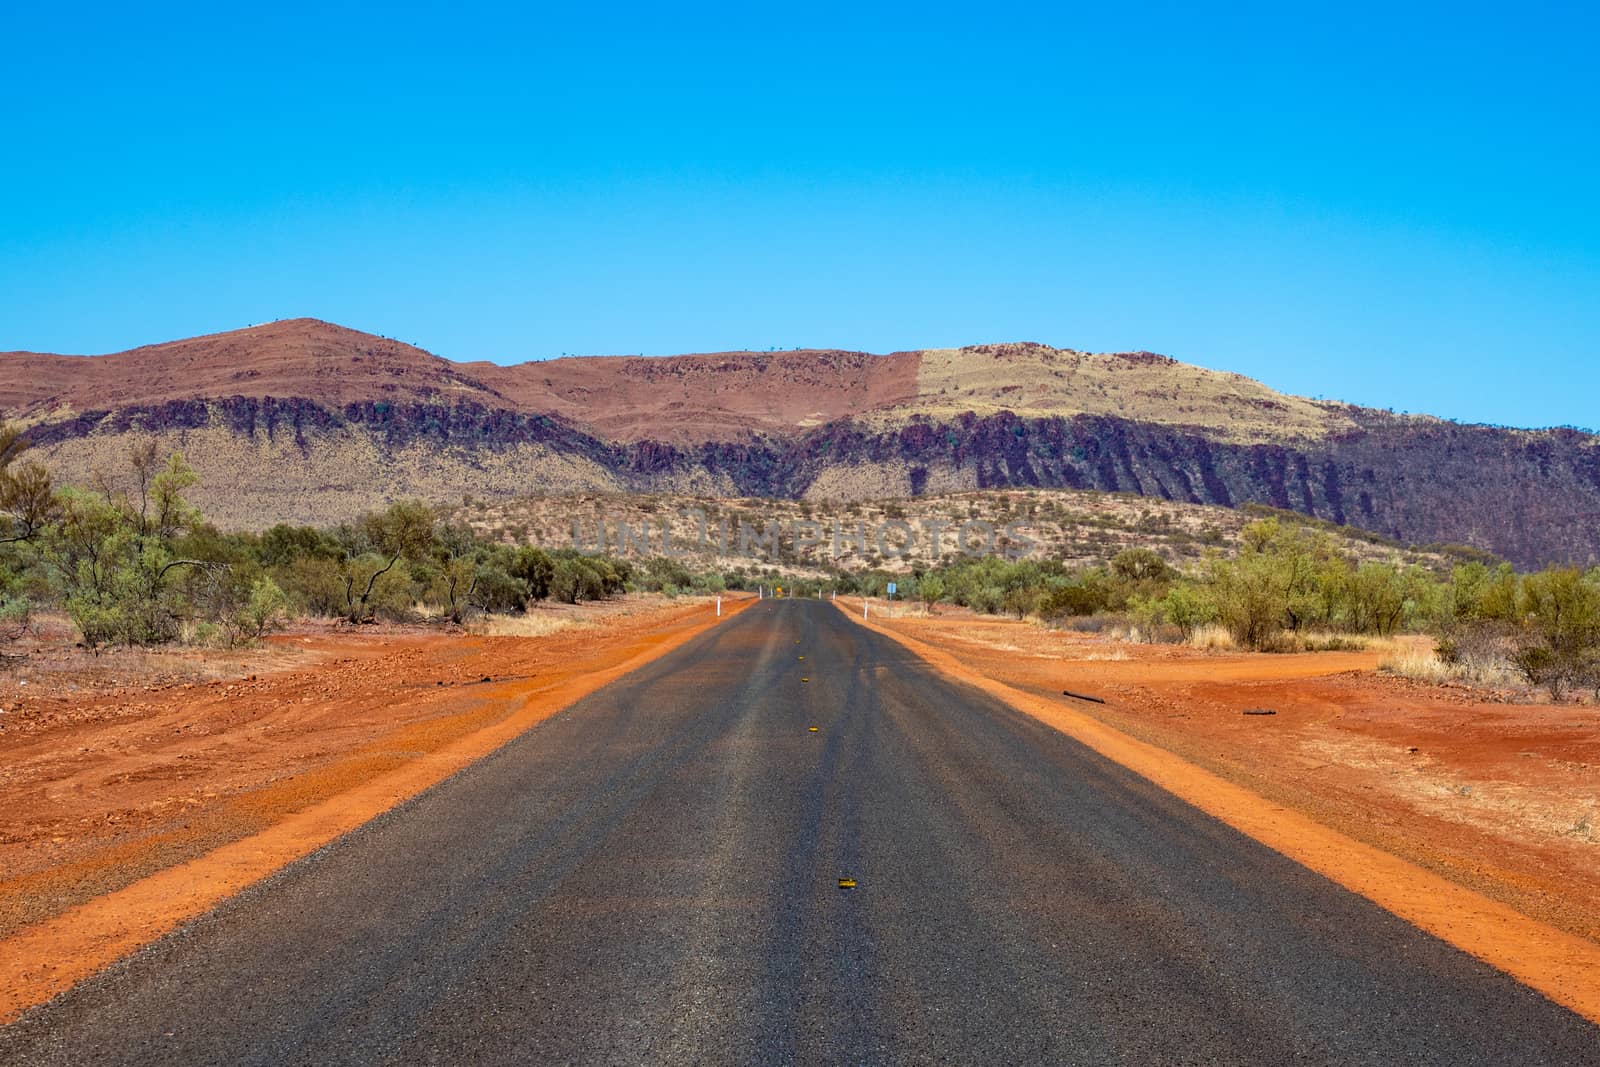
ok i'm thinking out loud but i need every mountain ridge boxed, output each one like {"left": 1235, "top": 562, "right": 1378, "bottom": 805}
{"left": 4, "top": 318, "right": 1597, "bottom": 568}
{"left": 3, "top": 318, "right": 1364, "bottom": 445}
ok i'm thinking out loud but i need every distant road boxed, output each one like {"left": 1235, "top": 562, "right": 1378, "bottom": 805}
{"left": 3, "top": 601, "right": 1596, "bottom": 1064}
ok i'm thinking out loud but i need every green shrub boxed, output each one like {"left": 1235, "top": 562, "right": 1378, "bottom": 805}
{"left": 1512, "top": 567, "right": 1600, "bottom": 700}
{"left": 226, "top": 576, "right": 288, "bottom": 643}
{"left": 1154, "top": 582, "right": 1218, "bottom": 640}
{"left": 470, "top": 566, "right": 526, "bottom": 614}
{"left": 510, "top": 547, "right": 555, "bottom": 602}
{"left": 277, "top": 556, "right": 347, "bottom": 616}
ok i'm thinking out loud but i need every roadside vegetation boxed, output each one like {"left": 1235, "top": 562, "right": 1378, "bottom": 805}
{"left": 3, "top": 424, "right": 1597, "bottom": 700}
{"left": 852, "top": 517, "right": 1600, "bottom": 702}
{"left": 0, "top": 431, "right": 744, "bottom": 654}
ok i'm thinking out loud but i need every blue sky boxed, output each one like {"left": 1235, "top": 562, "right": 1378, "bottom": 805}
{"left": 2, "top": 2, "right": 1595, "bottom": 429}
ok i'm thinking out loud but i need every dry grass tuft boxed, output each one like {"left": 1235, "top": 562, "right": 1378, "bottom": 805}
{"left": 1358, "top": 635, "right": 1408, "bottom": 657}
{"left": 1295, "top": 631, "right": 1372, "bottom": 653}
{"left": 1183, "top": 628, "right": 1410, "bottom": 655}
{"left": 1379, "top": 647, "right": 1520, "bottom": 688}
{"left": 1106, "top": 623, "right": 1180, "bottom": 647}
{"left": 465, "top": 613, "right": 592, "bottom": 638}
{"left": 1186, "top": 624, "right": 1236, "bottom": 651}
{"left": 1380, "top": 648, "right": 1455, "bottom": 684}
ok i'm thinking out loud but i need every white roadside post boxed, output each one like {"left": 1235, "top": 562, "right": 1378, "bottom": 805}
{"left": 716, "top": 596, "right": 722, "bottom": 617}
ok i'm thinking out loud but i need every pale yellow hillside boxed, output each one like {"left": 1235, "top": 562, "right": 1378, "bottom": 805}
{"left": 884, "top": 343, "right": 1355, "bottom": 442}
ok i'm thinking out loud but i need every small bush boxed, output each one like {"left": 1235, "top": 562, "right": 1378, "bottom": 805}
{"left": 231, "top": 576, "right": 288, "bottom": 643}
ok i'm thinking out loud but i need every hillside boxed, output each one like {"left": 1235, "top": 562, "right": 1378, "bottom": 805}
{"left": 4, "top": 318, "right": 1598, "bottom": 568}
{"left": 3, "top": 320, "right": 1349, "bottom": 446}
{"left": 0, "top": 320, "right": 502, "bottom": 414}
{"left": 452, "top": 489, "right": 1465, "bottom": 577}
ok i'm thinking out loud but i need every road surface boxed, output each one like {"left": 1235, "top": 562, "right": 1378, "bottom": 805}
{"left": 4, "top": 600, "right": 1597, "bottom": 1064}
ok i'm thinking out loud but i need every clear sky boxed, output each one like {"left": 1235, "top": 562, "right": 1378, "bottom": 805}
{"left": 2, "top": 2, "right": 1595, "bottom": 430}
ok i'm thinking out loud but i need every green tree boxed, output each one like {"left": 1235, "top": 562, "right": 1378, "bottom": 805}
{"left": 236, "top": 576, "right": 289, "bottom": 643}
{"left": 1207, "top": 519, "right": 1332, "bottom": 648}
{"left": 342, "top": 501, "right": 435, "bottom": 622}
{"left": 1347, "top": 562, "right": 1409, "bottom": 636}
{"left": 257, "top": 523, "right": 341, "bottom": 567}
{"left": 468, "top": 564, "right": 528, "bottom": 614}
{"left": 1157, "top": 581, "right": 1218, "bottom": 640}
{"left": 1002, "top": 584, "right": 1040, "bottom": 620}
{"left": 0, "top": 423, "right": 57, "bottom": 546}
{"left": 40, "top": 446, "right": 210, "bottom": 646}
{"left": 432, "top": 555, "right": 479, "bottom": 624}
{"left": 1110, "top": 547, "right": 1173, "bottom": 584}
{"left": 510, "top": 546, "right": 555, "bottom": 604}
{"left": 0, "top": 424, "right": 54, "bottom": 652}
{"left": 1512, "top": 566, "right": 1600, "bottom": 700}
{"left": 550, "top": 557, "right": 603, "bottom": 604}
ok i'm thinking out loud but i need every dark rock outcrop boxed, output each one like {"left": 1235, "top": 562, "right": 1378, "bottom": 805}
{"left": 30, "top": 397, "right": 1600, "bottom": 568}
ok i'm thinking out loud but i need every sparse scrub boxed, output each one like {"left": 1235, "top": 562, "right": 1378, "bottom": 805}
{"left": 3, "top": 423, "right": 1595, "bottom": 685}
{"left": 0, "top": 423, "right": 664, "bottom": 645}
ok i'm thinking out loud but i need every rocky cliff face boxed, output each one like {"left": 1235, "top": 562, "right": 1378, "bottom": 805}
{"left": 6, "top": 320, "right": 1597, "bottom": 568}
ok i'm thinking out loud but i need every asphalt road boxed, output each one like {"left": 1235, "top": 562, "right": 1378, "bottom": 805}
{"left": 4, "top": 600, "right": 1597, "bottom": 1065}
